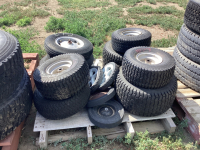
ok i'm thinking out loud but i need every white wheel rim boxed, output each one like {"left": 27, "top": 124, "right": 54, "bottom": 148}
{"left": 101, "top": 63, "right": 114, "bottom": 84}
{"left": 55, "top": 37, "right": 84, "bottom": 49}
{"left": 46, "top": 60, "right": 73, "bottom": 74}
{"left": 89, "top": 68, "right": 98, "bottom": 87}
{"left": 136, "top": 52, "right": 163, "bottom": 65}
{"left": 121, "top": 30, "right": 142, "bottom": 36}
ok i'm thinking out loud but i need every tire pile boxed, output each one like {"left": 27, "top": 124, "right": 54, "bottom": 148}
{"left": 0, "top": 30, "right": 33, "bottom": 140}
{"left": 174, "top": 0, "right": 200, "bottom": 92}
{"left": 103, "top": 28, "right": 152, "bottom": 66}
{"left": 115, "top": 47, "right": 177, "bottom": 117}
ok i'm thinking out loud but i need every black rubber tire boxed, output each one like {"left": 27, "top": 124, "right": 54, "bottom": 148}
{"left": 111, "top": 28, "right": 152, "bottom": 53}
{"left": 103, "top": 41, "right": 123, "bottom": 66}
{"left": 86, "top": 54, "right": 94, "bottom": 68}
{"left": 89, "top": 66, "right": 103, "bottom": 94}
{"left": 33, "top": 53, "right": 89, "bottom": 100}
{"left": 115, "top": 68, "right": 177, "bottom": 117}
{"left": 39, "top": 54, "right": 50, "bottom": 65}
{"left": 34, "top": 84, "right": 90, "bottom": 120}
{"left": 0, "top": 69, "right": 33, "bottom": 140}
{"left": 173, "top": 46, "right": 200, "bottom": 81}
{"left": 122, "top": 47, "right": 175, "bottom": 89}
{"left": 88, "top": 100, "right": 124, "bottom": 128}
{"left": 98, "top": 62, "right": 119, "bottom": 91}
{"left": 0, "top": 31, "right": 24, "bottom": 104}
{"left": 184, "top": 0, "right": 200, "bottom": 34}
{"left": 87, "top": 88, "right": 116, "bottom": 107}
{"left": 44, "top": 33, "right": 93, "bottom": 59}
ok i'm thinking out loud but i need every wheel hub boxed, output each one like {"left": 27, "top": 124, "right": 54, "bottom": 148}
{"left": 136, "top": 52, "right": 162, "bottom": 65}
{"left": 55, "top": 36, "right": 84, "bottom": 49}
{"left": 46, "top": 60, "right": 73, "bottom": 74}
{"left": 121, "top": 30, "right": 142, "bottom": 36}
{"left": 98, "top": 106, "right": 114, "bottom": 117}
{"left": 101, "top": 63, "right": 114, "bottom": 84}
{"left": 89, "top": 68, "right": 98, "bottom": 87}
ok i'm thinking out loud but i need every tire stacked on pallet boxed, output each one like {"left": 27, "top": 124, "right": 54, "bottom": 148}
{"left": 41, "top": 33, "right": 94, "bottom": 68}
{"left": 174, "top": 0, "right": 200, "bottom": 92}
{"left": 0, "top": 30, "right": 33, "bottom": 140}
{"left": 115, "top": 47, "right": 177, "bottom": 117}
{"left": 103, "top": 28, "right": 152, "bottom": 66}
{"left": 33, "top": 53, "right": 90, "bottom": 120}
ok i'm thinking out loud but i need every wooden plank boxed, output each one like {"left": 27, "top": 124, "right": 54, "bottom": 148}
{"left": 124, "top": 122, "right": 135, "bottom": 139}
{"left": 132, "top": 120, "right": 165, "bottom": 134}
{"left": 180, "top": 99, "right": 200, "bottom": 107}
{"left": 39, "top": 131, "right": 48, "bottom": 149}
{"left": 178, "top": 81, "right": 187, "bottom": 89}
{"left": 190, "top": 114, "right": 200, "bottom": 123}
{"left": 34, "top": 109, "right": 175, "bottom": 132}
{"left": 161, "top": 118, "right": 176, "bottom": 133}
{"left": 183, "top": 106, "right": 200, "bottom": 115}
{"left": 22, "top": 53, "right": 38, "bottom": 60}
{"left": 176, "top": 89, "right": 200, "bottom": 98}
{"left": 87, "top": 126, "right": 92, "bottom": 144}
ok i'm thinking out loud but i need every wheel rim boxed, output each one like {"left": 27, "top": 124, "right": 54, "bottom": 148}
{"left": 136, "top": 52, "right": 163, "bottom": 65}
{"left": 98, "top": 105, "right": 115, "bottom": 117}
{"left": 89, "top": 68, "right": 98, "bottom": 87}
{"left": 46, "top": 60, "right": 73, "bottom": 74}
{"left": 121, "top": 30, "right": 142, "bottom": 36}
{"left": 101, "top": 63, "right": 114, "bottom": 84}
{"left": 55, "top": 36, "right": 84, "bottom": 49}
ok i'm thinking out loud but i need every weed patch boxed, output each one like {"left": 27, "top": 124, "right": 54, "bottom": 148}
{"left": 16, "top": 17, "right": 32, "bottom": 27}
{"left": 5, "top": 28, "right": 45, "bottom": 58}
{"left": 151, "top": 36, "right": 178, "bottom": 47}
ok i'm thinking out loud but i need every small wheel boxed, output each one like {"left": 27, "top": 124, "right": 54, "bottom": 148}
{"left": 111, "top": 28, "right": 151, "bottom": 53}
{"left": 33, "top": 53, "right": 89, "bottom": 100}
{"left": 122, "top": 47, "right": 175, "bottom": 89}
{"left": 87, "top": 88, "right": 115, "bottom": 107}
{"left": 44, "top": 33, "right": 93, "bottom": 59}
{"left": 98, "top": 62, "right": 119, "bottom": 91}
{"left": 89, "top": 66, "right": 103, "bottom": 94}
{"left": 88, "top": 100, "right": 124, "bottom": 128}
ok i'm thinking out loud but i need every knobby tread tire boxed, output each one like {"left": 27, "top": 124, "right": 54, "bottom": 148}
{"left": 44, "top": 33, "right": 93, "bottom": 59}
{"left": 115, "top": 68, "right": 177, "bottom": 117}
{"left": 173, "top": 46, "right": 200, "bottom": 80}
{"left": 88, "top": 100, "right": 124, "bottom": 128}
{"left": 34, "top": 84, "right": 90, "bottom": 120}
{"left": 39, "top": 54, "right": 50, "bottom": 65}
{"left": 103, "top": 41, "right": 123, "bottom": 66}
{"left": 0, "top": 31, "right": 24, "bottom": 104}
{"left": 86, "top": 54, "right": 94, "bottom": 68}
{"left": 33, "top": 54, "right": 89, "bottom": 100}
{"left": 184, "top": 0, "right": 200, "bottom": 34}
{"left": 122, "top": 47, "right": 175, "bottom": 89}
{"left": 0, "top": 69, "right": 33, "bottom": 140}
{"left": 111, "top": 28, "right": 151, "bottom": 53}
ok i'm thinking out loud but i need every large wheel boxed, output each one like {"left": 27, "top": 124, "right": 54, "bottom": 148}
{"left": 184, "top": 0, "right": 200, "bottom": 34}
{"left": 33, "top": 53, "right": 89, "bottom": 100}
{"left": 115, "top": 68, "right": 177, "bottom": 117}
{"left": 88, "top": 100, "right": 124, "bottom": 128}
{"left": 111, "top": 28, "right": 151, "bottom": 53}
{"left": 122, "top": 47, "right": 175, "bottom": 89}
{"left": 44, "top": 33, "right": 93, "bottom": 59}
{"left": 39, "top": 54, "right": 50, "bottom": 65}
{"left": 34, "top": 84, "right": 90, "bottom": 120}
{"left": 103, "top": 41, "right": 123, "bottom": 66}
{"left": 86, "top": 54, "right": 94, "bottom": 68}
{"left": 0, "top": 69, "right": 33, "bottom": 140}
{"left": 0, "top": 30, "right": 24, "bottom": 104}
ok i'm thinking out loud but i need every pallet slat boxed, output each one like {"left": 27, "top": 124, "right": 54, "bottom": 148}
{"left": 176, "top": 89, "right": 200, "bottom": 98}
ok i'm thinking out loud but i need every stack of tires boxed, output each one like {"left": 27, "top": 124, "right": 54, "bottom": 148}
{"left": 174, "top": 0, "right": 200, "bottom": 92}
{"left": 87, "top": 62, "right": 125, "bottom": 128}
{"left": 103, "top": 28, "right": 152, "bottom": 66}
{"left": 115, "top": 47, "right": 177, "bottom": 117}
{"left": 33, "top": 53, "right": 90, "bottom": 120}
{"left": 40, "top": 33, "right": 94, "bottom": 67}
{"left": 0, "top": 30, "right": 33, "bottom": 140}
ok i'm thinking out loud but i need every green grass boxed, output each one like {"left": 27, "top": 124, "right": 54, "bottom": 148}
{"left": 16, "top": 17, "right": 32, "bottom": 27}
{"left": 151, "top": 36, "right": 178, "bottom": 47}
{"left": 128, "top": 5, "right": 184, "bottom": 18}
{"left": 57, "top": 0, "right": 111, "bottom": 9}
{"left": 45, "top": 7, "right": 127, "bottom": 58}
{"left": 115, "top": 0, "right": 143, "bottom": 7}
{"left": 5, "top": 28, "right": 45, "bottom": 58}
{"left": 156, "top": 0, "right": 188, "bottom": 9}
{"left": 14, "top": 0, "right": 48, "bottom": 7}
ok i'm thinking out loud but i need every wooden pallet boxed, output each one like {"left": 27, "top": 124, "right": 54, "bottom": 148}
{"left": 34, "top": 109, "right": 176, "bottom": 149}
{"left": 176, "top": 81, "right": 200, "bottom": 144}
{"left": 23, "top": 53, "right": 39, "bottom": 90}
